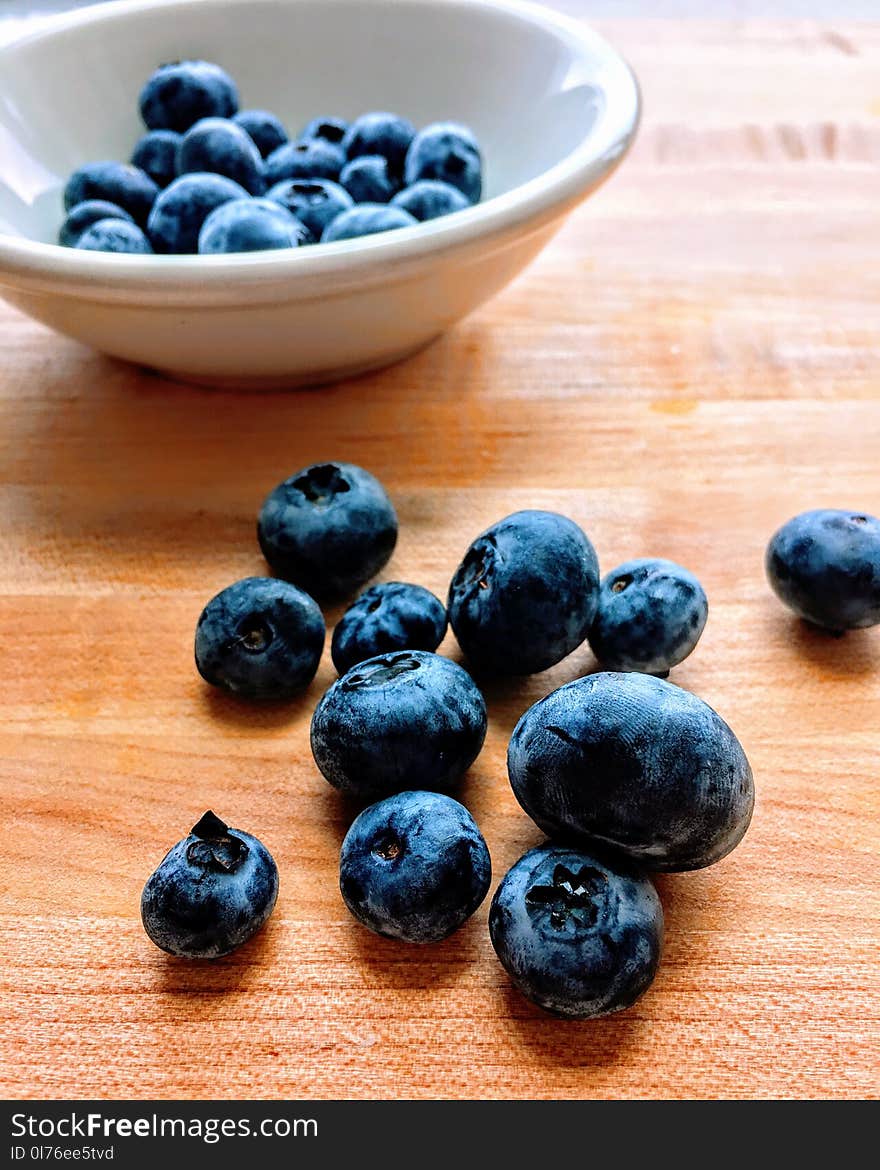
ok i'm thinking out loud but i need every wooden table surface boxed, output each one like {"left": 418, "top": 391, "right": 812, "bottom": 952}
{"left": 1, "top": 12, "right": 879, "bottom": 1101}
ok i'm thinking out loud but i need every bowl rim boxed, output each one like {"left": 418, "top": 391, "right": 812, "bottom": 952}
{"left": 0, "top": 0, "right": 640, "bottom": 297}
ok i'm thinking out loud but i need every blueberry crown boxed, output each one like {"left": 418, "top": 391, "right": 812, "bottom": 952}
{"left": 187, "top": 810, "right": 248, "bottom": 872}
{"left": 525, "top": 864, "right": 606, "bottom": 931}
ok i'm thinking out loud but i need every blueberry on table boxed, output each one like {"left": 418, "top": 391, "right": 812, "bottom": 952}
{"left": 508, "top": 671, "right": 754, "bottom": 872}
{"left": 766, "top": 509, "right": 880, "bottom": 632}
{"left": 339, "top": 155, "right": 400, "bottom": 203}
{"left": 177, "top": 117, "right": 266, "bottom": 195}
{"left": 233, "top": 109, "right": 288, "bottom": 158}
{"left": 147, "top": 172, "right": 248, "bottom": 253}
{"left": 391, "top": 179, "right": 470, "bottom": 221}
{"left": 195, "top": 576, "right": 325, "bottom": 700}
{"left": 311, "top": 650, "right": 487, "bottom": 799}
{"left": 300, "top": 116, "right": 349, "bottom": 146}
{"left": 63, "top": 161, "right": 158, "bottom": 227}
{"left": 266, "top": 179, "right": 353, "bottom": 240}
{"left": 264, "top": 139, "right": 345, "bottom": 185}
{"left": 58, "top": 200, "right": 134, "bottom": 247}
{"left": 405, "top": 122, "right": 482, "bottom": 203}
{"left": 331, "top": 582, "right": 448, "bottom": 675}
{"left": 342, "top": 112, "right": 416, "bottom": 177}
{"left": 447, "top": 510, "right": 600, "bottom": 676}
{"left": 321, "top": 204, "right": 417, "bottom": 242}
{"left": 339, "top": 791, "right": 491, "bottom": 943}
{"left": 131, "top": 130, "right": 181, "bottom": 189}
{"left": 258, "top": 461, "right": 397, "bottom": 599}
{"left": 589, "top": 557, "right": 708, "bottom": 676}
{"left": 489, "top": 844, "right": 663, "bottom": 1018}
{"left": 141, "top": 810, "right": 278, "bottom": 959}
{"left": 75, "top": 219, "right": 153, "bottom": 254}
{"left": 139, "top": 60, "right": 239, "bottom": 133}
{"left": 198, "top": 198, "right": 310, "bottom": 253}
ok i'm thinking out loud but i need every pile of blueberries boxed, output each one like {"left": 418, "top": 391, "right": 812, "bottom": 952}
{"left": 141, "top": 464, "right": 880, "bottom": 1019}
{"left": 58, "top": 60, "right": 482, "bottom": 255}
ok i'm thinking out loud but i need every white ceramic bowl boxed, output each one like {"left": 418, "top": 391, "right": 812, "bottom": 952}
{"left": 0, "top": 0, "right": 639, "bottom": 387}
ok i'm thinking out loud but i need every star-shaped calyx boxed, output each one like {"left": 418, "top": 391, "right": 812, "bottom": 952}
{"left": 525, "top": 864, "right": 607, "bottom": 930}
{"left": 186, "top": 810, "right": 248, "bottom": 873}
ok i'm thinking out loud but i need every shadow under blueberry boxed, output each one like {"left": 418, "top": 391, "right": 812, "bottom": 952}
{"left": 346, "top": 914, "right": 487, "bottom": 992}
{"left": 201, "top": 681, "right": 317, "bottom": 731}
{"left": 779, "top": 614, "right": 880, "bottom": 678}
{"left": 150, "top": 913, "right": 280, "bottom": 1005}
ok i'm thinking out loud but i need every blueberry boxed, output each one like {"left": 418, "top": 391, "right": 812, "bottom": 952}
{"left": 266, "top": 178, "right": 353, "bottom": 240}
{"left": 489, "top": 844, "right": 663, "bottom": 1018}
{"left": 339, "top": 791, "right": 491, "bottom": 943}
{"left": 391, "top": 179, "right": 470, "bottom": 221}
{"left": 74, "top": 219, "right": 153, "bottom": 254}
{"left": 300, "top": 116, "right": 348, "bottom": 146}
{"left": 177, "top": 117, "right": 265, "bottom": 195}
{"left": 508, "top": 672, "right": 754, "bottom": 872}
{"left": 194, "top": 576, "right": 325, "bottom": 700}
{"left": 139, "top": 60, "right": 239, "bottom": 133}
{"left": 147, "top": 172, "right": 248, "bottom": 253}
{"left": 342, "top": 112, "right": 416, "bottom": 178}
{"left": 141, "top": 810, "right": 278, "bottom": 959}
{"left": 588, "top": 558, "right": 708, "bottom": 676}
{"left": 405, "top": 122, "right": 482, "bottom": 202}
{"left": 321, "top": 204, "right": 417, "bottom": 242}
{"left": 63, "top": 161, "right": 158, "bottom": 227}
{"left": 447, "top": 510, "right": 600, "bottom": 676}
{"left": 198, "top": 197, "right": 310, "bottom": 253}
{"left": 311, "top": 650, "right": 487, "bottom": 799}
{"left": 339, "top": 155, "right": 400, "bottom": 204}
{"left": 766, "top": 509, "right": 880, "bottom": 632}
{"left": 131, "top": 130, "right": 181, "bottom": 188}
{"left": 258, "top": 461, "right": 398, "bottom": 599}
{"left": 264, "top": 139, "right": 345, "bottom": 185}
{"left": 233, "top": 109, "right": 288, "bottom": 158}
{"left": 58, "top": 200, "right": 133, "bottom": 247}
{"left": 331, "top": 582, "right": 448, "bottom": 675}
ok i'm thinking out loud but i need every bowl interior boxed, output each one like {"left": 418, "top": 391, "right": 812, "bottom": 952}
{"left": 0, "top": 0, "right": 610, "bottom": 244}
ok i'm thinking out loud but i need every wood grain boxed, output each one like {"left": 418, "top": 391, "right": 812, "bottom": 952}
{"left": 1, "top": 15, "right": 878, "bottom": 1100}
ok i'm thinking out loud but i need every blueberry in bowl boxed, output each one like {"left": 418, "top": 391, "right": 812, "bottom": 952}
{"left": 58, "top": 200, "right": 135, "bottom": 248}
{"left": 331, "top": 581, "right": 448, "bottom": 675}
{"left": 339, "top": 790, "right": 491, "bottom": 943}
{"left": 342, "top": 112, "right": 416, "bottom": 177}
{"left": 63, "top": 161, "right": 158, "bottom": 227}
{"left": 405, "top": 122, "right": 482, "bottom": 202}
{"left": 147, "top": 172, "right": 249, "bottom": 253}
{"left": 198, "top": 198, "right": 310, "bottom": 253}
{"left": 139, "top": 59, "right": 239, "bottom": 132}
{"left": 177, "top": 116, "right": 266, "bottom": 195}
{"left": 233, "top": 109, "right": 288, "bottom": 158}
{"left": 266, "top": 179, "right": 353, "bottom": 241}
{"left": 131, "top": 130, "right": 181, "bottom": 189}
{"left": 75, "top": 219, "right": 153, "bottom": 254}
{"left": 264, "top": 138, "right": 345, "bottom": 186}
{"left": 391, "top": 180, "right": 471, "bottom": 222}
{"left": 321, "top": 204, "right": 417, "bottom": 242}
{"left": 339, "top": 156, "right": 400, "bottom": 204}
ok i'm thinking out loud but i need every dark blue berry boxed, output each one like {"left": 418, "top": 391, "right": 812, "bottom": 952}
{"left": 508, "top": 672, "right": 754, "bottom": 872}
{"left": 141, "top": 810, "right": 278, "bottom": 959}
{"left": 405, "top": 122, "right": 482, "bottom": 202}
{"left": 147, "top": 172, "right": 248, "bottom": 253}
{"left": 489, "top": 844, "right": 663, "bottom": 1018}
{"left": 311, "top": 650, "right": 487, "bottom": 799}
{"left": 194, "top": 577, "right": 325, "bottom": 700}
{"left": 74, "top": 219, "right": 153, "bottom": 254}
{"left": 321, "top": 204, "right": 417, "bottom": 242}
{"left": 198, "top": 198, "right": 309, "bottom": 253}
{"left": 391, "top": 179, "right": 470, "bottom": 221}
{"left": 58, "top": 200, "right": 133, "bottom": 247}
{"left": 342, "top": 112, "right": 416, "bottom": 177}
{"left": 258, "top": 462, "right": 397, "bottom": 599}
{"left": 264, "top": 139, "right": 345, "bottom": 186}
{"left": 339, "top": 155, "right": 400, "bottom": 203}
{"left": 139, "top": 61, "right": 239, "bottom": 133}
{"left": 300, "top": 116, "right": 348, "bottom": 146}
{"left": 447, "top": 510, "right": 599, "bottom": 675}
{"left": 177, "top": 117, "right": 265, "bottom": 195}
{"left": 339, "top": 791, "right": 491, "bottom": 943}
{"left": 766, "top": 509, "right": 880, "bottom": 632}
{"left": 63, "top": 161, "right": 158, "bottom": 227}
{"left": 331, "top": 582, "right": 448, "bottom": 675}
{"left": 233, "top": 109, "right": 288, "bottom": 158}
{"left": 266, "top": 179, "right": 353, "bottom": 240}
{"left": 131, "top": 130, "right": 180, "bottom": 188}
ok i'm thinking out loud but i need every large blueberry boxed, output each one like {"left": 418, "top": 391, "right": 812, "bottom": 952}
{"left": 63, "top": 161, "right": 158, "bottom": 227}
{"left": 391, "top": 179, "right": 470, "bottom": 221}
{"left": 58, "top": 200, "right": 133, "bottom": 247}
{"left": 447, "top": 510, "right": 599, "bottom": 676}
{"left": 258, "top": 461, "right": 397, "bottom": 599}
{"left": 405, "top": 122, "right": 482, "bottom": 202}
{"left": 342, "top": 112, "right": 416, "bottom": 177}
{"left": 139, "top": 60, "right": 239, "bottom": 133}
{"left": 321, "top": 204, "right": 417, "bottom": 242}
{"left": 489, "top": 844, "right": 663, "bottom": 1018}
{"left": 508, "top": 672, "right": 754, "bottom": 872}
{"left": 147, "top": 172, "right": 248, "bottom": 253}
{"left": 331, "top": 582, "right": 448, "bottom": 675}
{"left": 131, "top": 130, "right": 181, "bottom": 189}
{"left": 589, "top": 558, "right": 708, "bottom": 676}
{"left": 264, "top": 139, "right": 345, "bottom": 185}
{"left": 339, "top": 791, "right": 491, "bottom": 942}
{"left": 311, "top": 650, "right": 487, "bottom": 799}
{"left": 198, "top": 197, "right": 309, "bottom": 253}
{"left": 339, "top": 155, "right": 400, "bottom": 203}
{"left": 177, "top": 117, "right": 265, "bottom": 195}
{"left": 141, "top": 810, "right": 278, "bottom": 959}
{"left": 266, "top": 179, "right": 353, "bottom": 240}
{"left": 75, "top": 219, "right": 153, "bottom": 254}
{"left": 233, "top": 109, "right": 288, "bottom": 158}
{"left": 194, "top": 576, "right": 325, "bottom": 700}
{"left": 300, "top": 116, "right": 348, "bottom": 146}
{"left": 766, "top": 509, "right": 880, "bottom": 632}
